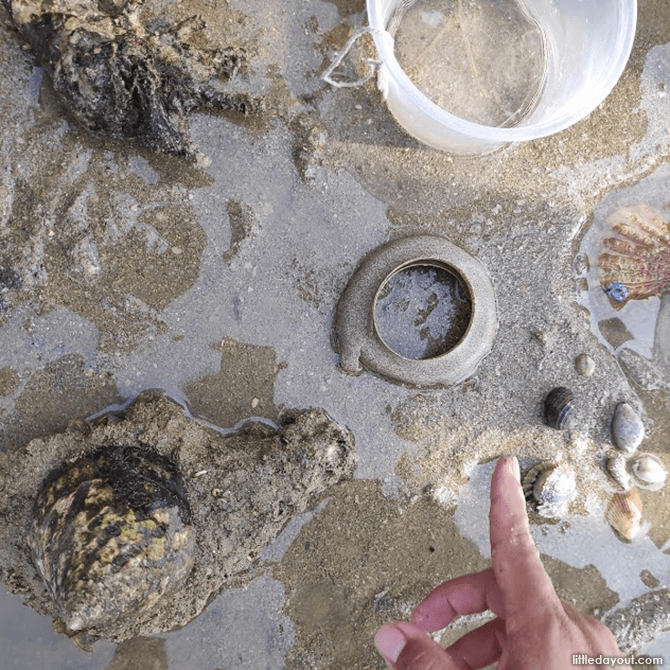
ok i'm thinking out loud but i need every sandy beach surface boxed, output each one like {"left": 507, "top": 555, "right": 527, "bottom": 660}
{"left": 1, "top": 0, "right": 669, "bottom": 667}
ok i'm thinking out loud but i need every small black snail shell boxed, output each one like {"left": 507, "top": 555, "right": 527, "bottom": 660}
{"left": 543, "top": 387, "right": 574, "bottom": 430}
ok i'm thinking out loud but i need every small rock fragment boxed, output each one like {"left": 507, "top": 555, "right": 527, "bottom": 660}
{"left": 574, "top": 353, "right": 595, "bottom": 377}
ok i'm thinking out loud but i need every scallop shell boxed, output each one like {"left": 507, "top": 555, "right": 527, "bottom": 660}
{"left": 543, "top": 387, "right": 574, "bottom": 430}
{"left": 631, "top": 453, "right": 667, "bottom": 491}
{"left": 523, "top": 460, "right": 576, "bottom": 518}
{"left": 598, "top": 204, "right": 670, "bottom": 311}
{"left": 29, "top": 445, "right": 196, "bottom": 633}
{"left": 607, "top": 489, "right": 642, "bottom": 541}
{"left": 606, "top": 452, "right": 632, "bottom": 491}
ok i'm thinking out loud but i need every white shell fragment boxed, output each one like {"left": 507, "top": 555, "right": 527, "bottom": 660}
{"left": 631, "top": 454, "right": 667, "bottom": 491}
{"left": 575, "top": 353, "right": 595, "bottom": 377}
{"left": 612, "top": 403, "right": 645, "bottom": 455}
{"left": 606, "top": 452, "right": 632, "bottom": 491}
{"left": 607, "top": 489, "right": 643, "bottom": 541}
{"left": 523, "top": 460, "right": 577, "bottom": 518}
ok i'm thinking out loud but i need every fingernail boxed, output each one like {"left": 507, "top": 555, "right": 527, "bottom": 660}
{"left": 508, "top": 455, "right": 520, "bottom": 483}
{"left": 375, "top": 625, "right": 406, "bottom": 664}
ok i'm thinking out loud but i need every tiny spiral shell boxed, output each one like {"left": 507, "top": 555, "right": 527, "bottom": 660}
{"left": 606, "top": 452, "right": 632, "bottom": 491}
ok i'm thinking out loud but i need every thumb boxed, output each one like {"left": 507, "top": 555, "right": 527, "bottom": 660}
{"left": 374, "top": 621, "right": 459, "bottom": 670}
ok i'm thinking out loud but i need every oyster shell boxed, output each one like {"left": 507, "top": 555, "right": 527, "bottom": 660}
{"left": 598, "top": 204, "right": 670, "bottom": 311}
{"left": 29, "top": 445, "right": 196, "bottom": 632}
{"left": 631, "top": 453, "right": 667, "bottom": 491}
{"left": 0, "top": 392, "right": 357, "bottom": 642}
{"left": 607, "top": 489, "right": 642, "bottom": 542}
{"left": 0, "top": 0, "right": 252, "bottom": 157}
{"left": 523, "top": 460, "right": 576, "bottom": 518}
{"left": 543, "top": 387, "right": 574, "bottom": 430}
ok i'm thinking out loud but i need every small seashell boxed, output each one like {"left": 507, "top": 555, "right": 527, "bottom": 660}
{"left": 575, "top": 354, "right": 595, "bottom": 378}
{"left": 631, "top": 453, "right": 667, "bottom": 491}
{"left": 606, "top": 452, "right": 632, "bottom": 491}
{"left": 523, "top": 460, "right": 576, "bottom": 518}
{"left": 612, "top": 403, "right": 645, "bottom": 455}
{"left": 607, "top": 489, "right": 642, "bottom": 541}
{"left": 543, "top": 387, "right": 574, "bottom": 430}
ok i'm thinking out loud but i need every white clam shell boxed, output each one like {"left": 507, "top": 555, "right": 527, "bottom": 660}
{"left": 631, "top": 453, "right": 667, "bottom": 491}
{"left": 612, "top": 403, "right": 644, "bottom": 456}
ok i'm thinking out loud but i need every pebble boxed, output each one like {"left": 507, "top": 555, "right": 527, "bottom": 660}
{"left": 612, "top": 403, "right": 644, "bottom": 455}
{"left": 575, "top": 353, "right": 595, "bottom": 377}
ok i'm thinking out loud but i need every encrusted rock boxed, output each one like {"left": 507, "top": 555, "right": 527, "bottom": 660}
{"left": 0, "top": 392, "right": 356, "bottom": 642}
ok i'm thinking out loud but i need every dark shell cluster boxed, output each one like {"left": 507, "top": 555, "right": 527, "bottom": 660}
{"left": 29, "top": 445, "right": 196, "bottom": 632}
{"left": 0, "top": 0, "right": 253, "bottom": 157}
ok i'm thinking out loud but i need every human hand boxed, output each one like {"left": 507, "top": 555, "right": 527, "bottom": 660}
{"left": 374, "top": 456, "right": 628, "bottom": 669}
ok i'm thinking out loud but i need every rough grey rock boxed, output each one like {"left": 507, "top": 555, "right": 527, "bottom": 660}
{"left": 605, "top": 589, "right": 670, "bottom": 653}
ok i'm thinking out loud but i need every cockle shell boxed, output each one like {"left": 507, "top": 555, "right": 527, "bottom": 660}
{"left": 29, "top": 445, "right": 196, "bottom": 632}
{"left": 631, "top": 453, "right": 667, "bottom": 491}
{"left": 543, "top": 387, "right": 574, "bottom": 430}
{"left": 523, "top": 460, "right": 577, "bottom": 518}
{"left": 606, "top": 452, "right": 633, "bottom": 491}
{"left": 598, "top": 204, "right": 670, "bottom": 311}
{"left": 612, "top": 402, "right": 644, "bottom": 455}
{"left": 607, "top": 489, "right": 643, "bottom": 541}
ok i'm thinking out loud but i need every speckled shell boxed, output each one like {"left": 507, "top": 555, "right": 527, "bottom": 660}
{"left": 606, "top": 452, "right": 633, "bottom": 491}
{"left": 543, "top": 387, "right": 574, "bottom": 430}
{"left": 523, "top": 461, "right": 576, "bottom": 518}
{"left": 631, "top": 453, "right": 667, "bottom": 491}
{"left": 607, "top": 489, "right": 642, "bottom": 541}
{"left": 29, "top": 446, "right": 195, "bottom": 632}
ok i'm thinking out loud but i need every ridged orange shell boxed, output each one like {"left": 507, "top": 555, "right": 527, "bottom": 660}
{"left": 607, "top": 489, "right": 642, "bottom": 541}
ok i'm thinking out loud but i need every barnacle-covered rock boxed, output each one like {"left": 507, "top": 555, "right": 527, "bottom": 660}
{"left": 0, "top": 391, "right": 357, "bottom": 642}
{"left": 523, "top": 459, "right": 576, "bottom": 518}
{"left": 29, "top": 445, "right": 195, "bottom": 632}
{"left": 0, "top": 0, "right": 253, "bottom": 157}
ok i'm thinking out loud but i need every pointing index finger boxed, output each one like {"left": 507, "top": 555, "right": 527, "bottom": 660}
{"left": 489, "top": 456, "right": 563, "bottom": 635}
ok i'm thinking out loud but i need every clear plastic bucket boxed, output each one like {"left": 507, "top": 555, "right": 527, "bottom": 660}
{"left": 366, "top": 0, "right": 637, "bottom": 154}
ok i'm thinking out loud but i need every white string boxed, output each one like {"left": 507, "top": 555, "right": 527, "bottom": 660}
{"left": 321, "top": 26, "right": 391, "bottom": 89}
